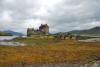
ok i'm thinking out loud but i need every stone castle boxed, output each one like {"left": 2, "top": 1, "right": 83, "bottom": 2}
{"left": 27, "top": 24, "right": 76, "bottom": 40}
{"left": 27, "top": 24, "right": 49, "bottom": 36}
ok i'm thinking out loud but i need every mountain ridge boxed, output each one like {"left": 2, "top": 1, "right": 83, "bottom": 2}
{"left": 69, "top": 27, "right": 100, "bottom": 35}
{"left": 3, "top": 30, "right": 24, "bottom": 36}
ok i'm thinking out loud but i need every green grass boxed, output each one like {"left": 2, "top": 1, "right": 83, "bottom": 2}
{"left": 0, "top": 37, "right": 100, "bottom": 64}
{"left": 10, "top": 37, "right": 61, "bottom": 45}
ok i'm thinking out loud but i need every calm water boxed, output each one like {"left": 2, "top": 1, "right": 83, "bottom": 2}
{"left": 0, "top": 36, "right": 26, "bottom": 46}
{"left": 0, "top": 36, "right": 18, "bottom": 41}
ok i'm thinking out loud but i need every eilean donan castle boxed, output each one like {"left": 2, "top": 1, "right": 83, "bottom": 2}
{"left": 27, "top": 24, "right": 49, "bottom": 36}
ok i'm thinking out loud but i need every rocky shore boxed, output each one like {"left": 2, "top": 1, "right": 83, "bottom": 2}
{"left": 0, "top": 61, "right": 100, "bottom": 67}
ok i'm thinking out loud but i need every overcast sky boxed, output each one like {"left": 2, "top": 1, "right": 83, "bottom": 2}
{"left": 0, "top": 0, "right": 100, "bottom": 33}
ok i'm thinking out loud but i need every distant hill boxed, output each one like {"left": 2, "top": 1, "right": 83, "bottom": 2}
{"left": 3, "top": 30, "right": 24, "bottom": 36}
{"left": 0, "top": 31, "right": 12, "bottom": 36}
{"left": 70, "top": 27, "right": 100, "bottom": 35}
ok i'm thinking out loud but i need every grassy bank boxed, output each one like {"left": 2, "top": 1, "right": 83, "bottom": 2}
{"left": 0, "top": 37, "right": 100, "bottom": 64}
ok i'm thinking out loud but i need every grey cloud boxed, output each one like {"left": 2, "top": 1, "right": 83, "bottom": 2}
{"left": 0, "top": 0, "right": 100, "bottom": 33}
{"left": 45, "top": 0, "right": 100, "bottom": 32}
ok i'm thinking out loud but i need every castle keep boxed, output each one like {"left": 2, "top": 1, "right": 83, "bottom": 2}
{"left": 27, "top": 24, "right": 49, "bottom": 36}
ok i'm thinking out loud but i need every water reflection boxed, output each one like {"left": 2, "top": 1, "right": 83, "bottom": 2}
{"left": 0, "top": 36, "right": 26, "bottom": 46}
{"left": 0, "top": 42, "right": 26, "bottom": 46}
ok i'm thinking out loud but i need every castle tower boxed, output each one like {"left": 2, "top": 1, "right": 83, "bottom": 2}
{"left": 27, "top": 28, "right": 34, "bottom": 36}
{"left": 39, "top": 24, "right": 49, "bottom": 35}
